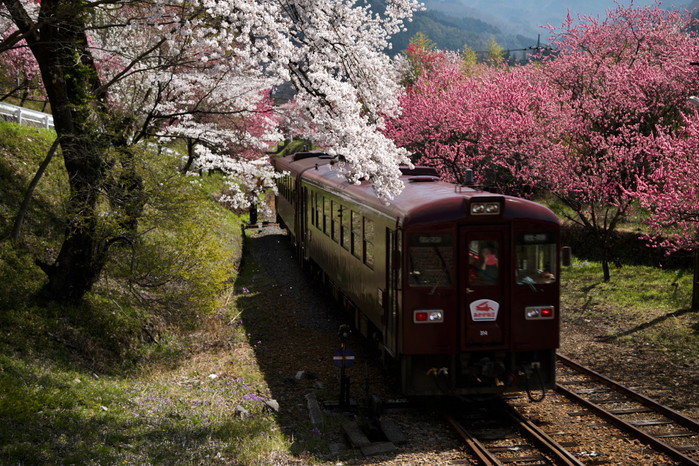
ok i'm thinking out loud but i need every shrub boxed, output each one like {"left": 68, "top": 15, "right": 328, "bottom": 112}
{"left": 100, "top": 150, "right": 242, "bottom": 332}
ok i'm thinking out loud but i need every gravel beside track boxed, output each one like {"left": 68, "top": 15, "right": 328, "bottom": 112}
{"left": 238, "top": 225, "right": 699, "bottom": 465}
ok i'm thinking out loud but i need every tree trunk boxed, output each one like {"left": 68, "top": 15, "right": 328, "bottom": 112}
{"left": 4, "top": 0, "right": 146, "bottom": 301}
{"left": 602, "top": 259, "right": 611, "bottom": 282}
{"left": 37, "top": 136, "right": 108, "bottom": 300}
{"left": 692, "top": 248, "right": 699, "bottom": 312}
{"left": 599, "top": 230, "right": 612, "bottom": 282}
{"left": 181, "top": 138, "right": 195, "bottom": 174}
{"left": 16, "top": 0, "right": 110, "bottom": 301}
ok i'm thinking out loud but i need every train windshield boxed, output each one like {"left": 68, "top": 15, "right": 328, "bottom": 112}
{"left": 408, "top": 234, "right": 453, "bottom": 288}
{"left": 515, "top": 232, "right": 557, "bottom": 285}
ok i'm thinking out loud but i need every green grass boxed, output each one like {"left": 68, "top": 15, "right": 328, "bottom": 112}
{"left": 562, "top": 258, "right": 699, "bottom": 366}
{"left": 0, "top": 120, "right": 295, "bottom": 464}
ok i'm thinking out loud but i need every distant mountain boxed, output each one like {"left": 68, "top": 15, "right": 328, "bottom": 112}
{"left": 423, "top": 0, "right": 699, "bottom": 39}
{"left": 425, "top": 0, "right": 666, "bottom": 34}
{"left": 387, "top": 0, "right": 697, "bottom": 57}
{"left": 389, "top": 8, "right": 538, "bottom": 56}
{"left": 421, "top": 0, "right": 541, "bottom": 38}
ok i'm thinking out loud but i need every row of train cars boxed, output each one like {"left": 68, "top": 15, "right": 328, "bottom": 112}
{"left": 272, "top": 151, "right": 560, "bottom": 399}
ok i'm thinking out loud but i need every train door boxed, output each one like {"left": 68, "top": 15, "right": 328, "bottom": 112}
{"left": 459, "top": 227, "right": 507, "bottom": 349}
{"left": 295, "top": 184, "right": 305, "bottom": 241}
{"left": 384, "top": 228, "right": 400, "bottom": 357}
{"left": 302, "top": 187, "right": 311, "bottom": 261}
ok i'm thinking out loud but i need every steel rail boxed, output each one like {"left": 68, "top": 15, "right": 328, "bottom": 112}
{"left": 499, "top": 401, "right": 584, "bottom": 466}
{"left": 556, "top": 353, "right": 699, "bottom": 465}
{"left": 558, "top": 354, "right": 699, "bottom": 431}
{"left": 444, "top": 401, "right": 584, "bottom": 466}
{"left": 443, "top": 413, "right": 503, "bottom": 466}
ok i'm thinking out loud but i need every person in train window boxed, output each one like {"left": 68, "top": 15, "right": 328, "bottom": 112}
{"left": 475, "top": 246, "right": 498, "bottom": 285}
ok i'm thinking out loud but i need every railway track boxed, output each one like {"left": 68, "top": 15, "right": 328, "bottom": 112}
{"left": 556, "top": 353, "right": 699, "bottom": 465}
{"left": 444, "top": 398, "right": 583, "bottom": 465}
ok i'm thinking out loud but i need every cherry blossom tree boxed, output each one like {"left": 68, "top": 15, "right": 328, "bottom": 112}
{"left": 0, "top": 0, "right": 418, "bottom": 301}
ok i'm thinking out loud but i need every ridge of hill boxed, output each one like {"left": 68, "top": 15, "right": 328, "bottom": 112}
{"left": 389, "top": 8, "right": 538, "bottom": 55}
{"left": 388, "top": 0, "right": 697, "bottom": 56}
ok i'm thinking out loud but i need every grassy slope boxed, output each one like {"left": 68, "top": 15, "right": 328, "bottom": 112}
{"left": 0, "top": 121, "right": 293, "bottom": 464}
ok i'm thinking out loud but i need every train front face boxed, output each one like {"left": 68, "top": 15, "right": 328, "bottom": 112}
{"left": 398, "top": 195, "right": 560, "bottom": 397}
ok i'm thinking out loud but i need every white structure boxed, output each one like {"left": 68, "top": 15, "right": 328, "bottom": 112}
{"left": 0, "top": 102, "right": 54, "bottom": 130}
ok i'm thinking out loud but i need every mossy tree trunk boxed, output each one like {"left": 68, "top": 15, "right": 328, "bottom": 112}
{"left": 3, "top": 0, "right": 141, "bottom": 301}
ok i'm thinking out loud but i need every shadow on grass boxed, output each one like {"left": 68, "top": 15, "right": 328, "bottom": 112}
{"left": 581, "top": 282, "right": 601, "bottom": 294}
{"left": 0, "top": 279, "right": 277, "bottom": 464}
{"left": 596, "top": 308, "right": 696, "bottom": 342}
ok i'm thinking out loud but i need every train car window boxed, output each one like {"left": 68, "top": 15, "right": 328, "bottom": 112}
{"left": 314, "top": 191, "right": 321, "bottom": 228}
{"left": 341, "top": 205, "right": 350, "bottom": 250}
{"left": 351, "top": 211, "right": 362, "bottom": 259}
{"left": 363, "top": 217, "right": 375, "bottom": 268}
{"left": 515, "top": 232, "right": 557, "bottom": 285}
{"left": 331, "top": 201, "right": 340, "bottom": 243}
{"left": 468, "top": 240, "right": 499, "bottom": 286}
{"left": 309, "top": 191, "right": 314, "bottom": 226}
{"left": 408, "top": 234, "right": 453, "bottom": 287}
{"left": 323, "top": 197, "right": 331, "bottom": 235}
{"left": 278, "top": 177, "right": 283, "bottom": 200}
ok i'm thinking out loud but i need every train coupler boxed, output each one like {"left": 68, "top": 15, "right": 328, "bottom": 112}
{"left": 426, "top": 367, "right": 449, "bottom": 376}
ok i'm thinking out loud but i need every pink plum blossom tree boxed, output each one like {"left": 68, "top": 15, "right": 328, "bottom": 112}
{"left": 536, "top": 3, "right": 699, "bottom": 280}
{"left": 633, "top": 113, "right": 699, "bottom": 309}
{"left": 0, "top": 33, "right": 43, "bottom": 105}
{"left": 387, "top": 3, "right": 699, "bottom": 282}
{"left": 386, "top": 47, "right": 562, "bottom": 195}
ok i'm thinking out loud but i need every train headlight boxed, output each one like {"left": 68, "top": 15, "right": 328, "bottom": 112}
{"left": 525, "top": 306, "right": 555, "bottom": 320}
{"left": 414, "top": 309, "right": 444, "bottom": 323}
{"left": 471, "top": 202, "right": 500, "bottom": 215}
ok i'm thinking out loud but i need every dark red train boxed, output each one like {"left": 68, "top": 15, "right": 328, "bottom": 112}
{"left": 273, "top": 151, "right": 559, "bottom": 398}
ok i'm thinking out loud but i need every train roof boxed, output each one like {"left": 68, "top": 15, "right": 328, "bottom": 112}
{"left": 272, "top": 153, "right": 558, "bottom": 227}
